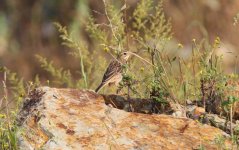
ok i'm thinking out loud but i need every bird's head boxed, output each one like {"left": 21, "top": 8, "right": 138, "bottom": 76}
{"left": 120, "top": 51, "right": 132, "bottom": 61}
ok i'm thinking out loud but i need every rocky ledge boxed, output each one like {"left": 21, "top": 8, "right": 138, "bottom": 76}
{"left": 17, "top": 87, "right": 232, "bottom": 149}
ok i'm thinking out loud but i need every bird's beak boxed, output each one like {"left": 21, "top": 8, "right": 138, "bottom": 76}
{"left": 131, "top": 51, "right": 138, "bottom": 54}
{"left": 126, "top": 51, "right": 137, "bottom": 55}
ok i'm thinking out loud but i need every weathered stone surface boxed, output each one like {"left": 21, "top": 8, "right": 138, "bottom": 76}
{"left": 17, "top": 87, "right": 232, "bottom": 150}
{"left": 234, "top": 102, "right": 239, "bottom": 119}
{"left": 103, "top": 94, "right": 171, "bottom": 114}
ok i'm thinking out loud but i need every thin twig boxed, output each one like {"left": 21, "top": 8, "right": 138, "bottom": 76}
{"left": 230, "top": 105, "right": 233, "bottom": 137}
{"left": 100, "top": 119, "right": 120, "bottom": 149}
{"left": 2, "top": 71, "right": 10, "bottom": 124}
{"left": 0, "top": 98, "right": 15, "bottom": 112}
{"left": 102, "top": 0, "right": 122, "bottom": 52}
{"left": 128, "top": 52, "right": 155, "bottom": 67}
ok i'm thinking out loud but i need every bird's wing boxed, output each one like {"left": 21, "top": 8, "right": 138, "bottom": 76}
{"left": 102, "top": 60, "right": 122, "bottom": 84}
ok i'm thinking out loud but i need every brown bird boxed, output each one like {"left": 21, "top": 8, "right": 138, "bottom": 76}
{"left": 95, "top": 51, "right": 132, "bottom": 93}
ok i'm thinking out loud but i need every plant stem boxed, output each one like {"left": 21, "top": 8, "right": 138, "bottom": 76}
{"left": 201, "top": 79, "right": 206, "bottom": 109}
{"left": 2, "top": 71, "right": 10, "bottom": 125}
{"left": 102, "top": 0, "right": 122, "bottom": 52}
{"left": 79, "top": 52, "right": 88, "bottom": 88}
{"left": 230, "top": 105, "right": 233, "bottom": 137}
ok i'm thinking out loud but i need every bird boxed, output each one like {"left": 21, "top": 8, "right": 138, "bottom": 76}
{"left": 95, "top": 51, "right": 132, "bottom": 93}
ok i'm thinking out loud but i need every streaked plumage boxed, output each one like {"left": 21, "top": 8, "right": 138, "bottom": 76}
{"left": 95, "top": 52, "right": 131, "bottom": 93}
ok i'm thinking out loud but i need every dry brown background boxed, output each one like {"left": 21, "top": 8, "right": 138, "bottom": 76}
{"left": 0, "top": 0, "right": 238, "bottom": 80}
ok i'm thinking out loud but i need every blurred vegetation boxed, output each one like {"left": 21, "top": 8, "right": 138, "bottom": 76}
{"left": 0, "top": 0, "right": 239, "bottom": 149}
{"left": 0, "top": 0, "right": 238, "bottom": 79}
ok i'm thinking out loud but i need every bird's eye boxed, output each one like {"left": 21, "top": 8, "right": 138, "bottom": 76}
{"left": 123, "top": 52, "right": 127, "bottom": 55}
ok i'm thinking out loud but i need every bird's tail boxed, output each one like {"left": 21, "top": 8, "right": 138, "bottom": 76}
{"left": 95, "top": 83, "right": 106, "bottom": 93}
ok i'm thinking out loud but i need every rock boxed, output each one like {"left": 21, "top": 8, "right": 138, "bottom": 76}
{"left": 186, "top": 105, "right": 237, "bottom": 135}
{"left": 194, "top": 107, "right": 205, "bottom": 116}
{"left": 205, "top": 114, "right": 237, "bottom": 134}
{"left": 187, "top": 105, "right": 205, "bottom": 118}
{"left": 17, "top": 87, "right": 233, "bottom": 150}
{"left": 234, "top": 102, "right": 239, "bottom": 119}
{"left": 102, "top": 94, "right": 172, "bottom": 114}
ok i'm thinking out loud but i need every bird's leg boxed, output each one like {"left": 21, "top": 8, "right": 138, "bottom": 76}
{"left": 115, "top": 80, "right": 122, "bottom": 94}
{"left": 116, "top": 86, "right": 123, "bottom": 94}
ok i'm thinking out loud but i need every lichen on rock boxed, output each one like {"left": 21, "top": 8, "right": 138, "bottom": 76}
{"left": 17, "top": 87, "right": 233, "bottom": 150}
